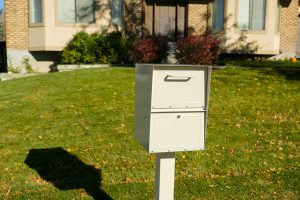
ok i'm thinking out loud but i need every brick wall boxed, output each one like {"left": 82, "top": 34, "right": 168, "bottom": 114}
{"left": 280, "top": 0, "right": 298, "bottom": 54}
{"left": 4, "top": 0, "right": 29, "bottom": 50}
{"left": 187, "top": 1, "right": 208, "bottom": 35}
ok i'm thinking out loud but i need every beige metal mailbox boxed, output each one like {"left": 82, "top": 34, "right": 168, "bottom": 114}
{"left": 135, "top": 64, "right": 211, "bottom": 153}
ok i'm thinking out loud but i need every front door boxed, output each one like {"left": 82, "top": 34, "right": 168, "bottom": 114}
{"left": 155, "top": 2, "right": 176, "bottom": 39}
{"left": 144, "top": 0, "right": 186, "bottom": 40}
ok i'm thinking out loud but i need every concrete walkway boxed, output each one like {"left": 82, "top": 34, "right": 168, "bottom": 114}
{"left": 0, "top": 73, "right": 38, "bottom": 82}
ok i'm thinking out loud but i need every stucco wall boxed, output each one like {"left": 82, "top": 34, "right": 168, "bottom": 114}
{"left": 28, "top": 0, "right": 143, "bottom": 51}
{"left": 29, "top": 0, "right": 115, "bottom": 51}
{"left": 158, "top": 0, "right": 283, "bottom": 55}
{"left": 222, "top": 0, "right": 280, "bottom": 55}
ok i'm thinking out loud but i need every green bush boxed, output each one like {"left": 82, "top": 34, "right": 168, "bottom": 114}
{"left": 105, "top": 31, "right": 127, "bottom": 63}
{"left": 61, "top": 32, "right": 96, "bottom": 64}
{"left": 61, "top": 31, "right": 135, "bottom": 64}
{"left": 125, "top": 35, "right": 138, "bottom": 62}
{"left": 93, "top": 32, "right": 122, "bottom": 64}
{"left": 22, "top": 56, "right": 34, "bottom": 73}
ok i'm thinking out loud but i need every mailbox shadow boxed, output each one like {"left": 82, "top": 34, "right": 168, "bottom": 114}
{"left": 24, "top": 147, "right": 112, "bottom": 200}
{"left": 251, "top": 66, "right": 300, "bottom": 81}
{"left": 270, "top": 67, "right": 300, "bottom": 81}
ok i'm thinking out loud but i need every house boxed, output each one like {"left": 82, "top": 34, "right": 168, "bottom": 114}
{"left": 4, "top": 0, "right": 300, "bottom": 72}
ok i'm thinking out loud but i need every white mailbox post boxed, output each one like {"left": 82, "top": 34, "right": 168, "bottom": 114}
{"left": 135, "top": 64, "right": 212, "bottom": 200}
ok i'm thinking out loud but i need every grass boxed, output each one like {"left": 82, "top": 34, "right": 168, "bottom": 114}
{"left": 0, "top": 66, "right": 299, "bottom": 199}
{"left": 222, "top": 60, "right": 300, "bottom": 68}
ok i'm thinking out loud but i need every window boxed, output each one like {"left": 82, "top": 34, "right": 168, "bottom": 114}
{"left": 58, "top": 0, "right": 95, "bottom": 23}
{"left": 212, "top": 0, "right": 225, "bottom": 32}
{"left": 30, "top": 0, "right": 43, "bottom": 24}
{"left": 111, "top": 0, "right": 123, "bottom": 27}
{"left": 237, "top": 0, "right": 266, "bottom": 31}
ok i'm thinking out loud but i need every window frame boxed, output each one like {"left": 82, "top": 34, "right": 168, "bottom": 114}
{"left": 235, "top": 0, "right": 267, "bottom": 33}
{"left": 29, "top": 0, "right": 44, "bottom": 27}
{"left": 55, "top": 0, "right": 96, "bottom": 26}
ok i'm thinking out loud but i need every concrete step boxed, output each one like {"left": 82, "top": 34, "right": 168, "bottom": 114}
{"left": 167, "top": 42, "right": 176, "bottom": 53}
{"left": 167, "top": 42, "right": 177, "bottom": 64}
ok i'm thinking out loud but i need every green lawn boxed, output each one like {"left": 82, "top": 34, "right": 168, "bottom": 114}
{"left": 0, "top": 67, "right": 299, "bottom": 200}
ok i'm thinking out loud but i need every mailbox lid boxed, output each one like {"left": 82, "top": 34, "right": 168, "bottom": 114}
{"left": 151, "top": 66, "right": 208, "bottom": 109}
{"left": 149, "top": 112, "right": 205, "bottom": 153}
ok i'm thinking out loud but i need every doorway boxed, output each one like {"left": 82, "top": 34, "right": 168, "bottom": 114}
{"left": 144, "top": 0, "right": 187, "bottom": 40}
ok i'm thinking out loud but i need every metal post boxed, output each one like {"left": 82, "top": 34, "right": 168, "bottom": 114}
{"left": 154, "top": 152, "right": 176, "bottom": 200}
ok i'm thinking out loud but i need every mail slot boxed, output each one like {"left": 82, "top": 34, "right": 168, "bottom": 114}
{"left": 135, "top": 64, "right": 211, "bottom": 153}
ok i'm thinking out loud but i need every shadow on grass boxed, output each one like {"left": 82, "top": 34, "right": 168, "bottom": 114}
{"left": 220, "top": 60, "right": 300, "bottom": 81}
{"left": 24, "top": 147, "right": 112, "bottom": 200}
{"left": 250, "top": 67, "right": 300, "bottom": 81}
{"left": 271, "top": 67, "right": 300, "bottom": 81}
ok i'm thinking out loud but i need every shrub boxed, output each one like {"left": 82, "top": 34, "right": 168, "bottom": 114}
{"left": 105, "top": 31, "right": 127, "bottom": 64}
{"left": 124, "top": 35, "right": 137, "bottom": 63}
{"left": 92, "top": 31, "right": 128, "bottom": 64}
{"left": 92, "top": 33, "right": 117, "bottom": 64}
{"left": 175, "top": 35, "right": 221, "bottom": 65}
{"left": 132, "top": 36, "right": 168, "bottom": 63}
{"left": 61, "top": 31, "right": 131, "bottom": 64}
{"left": 7, "top": 56, "right": 21, "bottom": 73}
{"left": 22, "top": 56, "right": 34, "bottom": 73}
{"left": 61, "top": 32, "right": 96, "bottom": 64}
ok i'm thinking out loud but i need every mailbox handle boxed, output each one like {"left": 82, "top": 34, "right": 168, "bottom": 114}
{"left": 164, "top": 75, "right": 192, "bottom": 82}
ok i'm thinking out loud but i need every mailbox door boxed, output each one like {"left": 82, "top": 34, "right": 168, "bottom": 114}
{"left": 151, "top": 67, "right": 206, "bottom": 109}
{"left": 149, "top": 112, "right": 205, "bottom": 152}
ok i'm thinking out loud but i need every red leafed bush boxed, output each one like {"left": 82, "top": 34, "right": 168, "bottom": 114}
{"left": 132, "top": 36, "right": 168, "bottom": 63}
{"left": 175, "top": 35, "right": 221, "bottom": 65}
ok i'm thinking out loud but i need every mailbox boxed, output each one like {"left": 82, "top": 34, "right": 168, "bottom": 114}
{"left": 135, "top": 64, "right": 211, "bottom": 153}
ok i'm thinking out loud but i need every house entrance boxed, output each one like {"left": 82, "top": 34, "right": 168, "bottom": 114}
{"left": 145, "top": 0, "right": 187, "bottom": 40}
{"left": 155, "top": 3, "right": 176, "bottom": 38}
